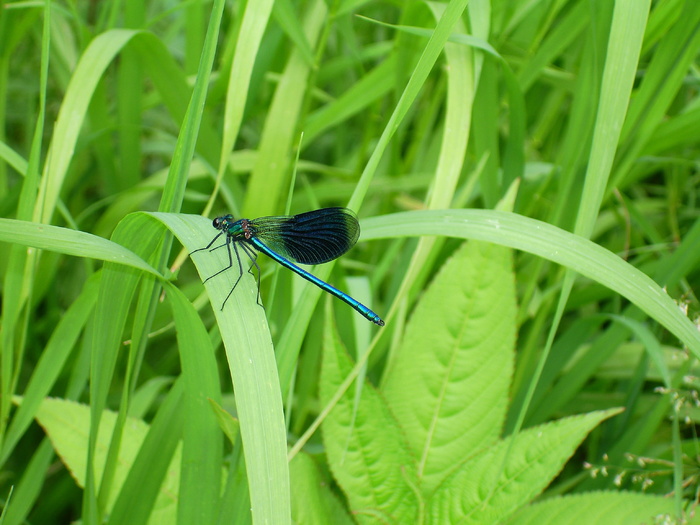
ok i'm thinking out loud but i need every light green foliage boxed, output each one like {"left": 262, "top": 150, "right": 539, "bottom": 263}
{"left": 2, "top": 0, "right": 700, "bottom": 523}
{"left": 426, "top": 410, "right": 621, "bottom": 523}
{"left": 382, "top": 241, "right": 515, "bottom": 494}
{"left": 321, "top": 310, "right": 419, "bottom": 524}
{"left": 321, "top": 239, "right": 621, "bottom": 523}
{"left": 23, "top": 397, "right": 180, "bottom": 523}
{"left": 509, "top": 491, "right": 700, "bottom": 525}
{"left": 290, "top": 453, "right": 355, "bottom": 525}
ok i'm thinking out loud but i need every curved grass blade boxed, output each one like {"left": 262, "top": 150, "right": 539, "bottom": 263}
{"left": 362, "top": 209, "right": 700, "bottom": 357}
{"left": 148, "top": 211, "right": 290, "bottom": 525}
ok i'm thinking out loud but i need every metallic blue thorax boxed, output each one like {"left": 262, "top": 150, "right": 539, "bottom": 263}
{"left": 213, "top": 215, "right": 251, "bottom": 241}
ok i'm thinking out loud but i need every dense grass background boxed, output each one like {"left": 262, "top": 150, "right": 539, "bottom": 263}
{"left": 2, "top": 0, "right": 700, "bottom": 523}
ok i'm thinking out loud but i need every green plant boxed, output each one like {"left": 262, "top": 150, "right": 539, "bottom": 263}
{"left": 1, "top": 0, "right": 700, "bottom": 524}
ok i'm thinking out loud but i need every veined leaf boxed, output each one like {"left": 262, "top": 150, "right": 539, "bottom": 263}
{"left": 427, "top": 409, "right": 623, "bottom": 524}
{"left": 508, "top": 491, "right": 700, "bottom": 525}
{"left": 382, "top": 240, "right": 516, "bottom": 494}
{"left": 321, "top": 312, "right": 419, "bottom": 524}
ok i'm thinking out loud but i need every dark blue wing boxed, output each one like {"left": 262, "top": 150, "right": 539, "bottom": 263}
{"left": 249, "top": 207, "right": 360, "bottom": 265}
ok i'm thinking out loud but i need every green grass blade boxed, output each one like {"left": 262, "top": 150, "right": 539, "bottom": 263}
{"left": 86, "top": 216, "right": 163, "bottom": 522}
{"left": 167, "top": 282, "right": 223, "bottom": 525}
{"left": 0, "top": 273, "right": 99, "bottom": 466}
{"left": 0, "top": 218, "right": 161, "bottom": 277}
{"left": 243, "top": 0, "right": 327, "bottom": 217}
{"left": 104, "top": 382, "right": 185, "bottom": 525}
{"left": 0, "top": 140, "right": 27, "bottom": 176}
{"left": 275, "top": 0, "right": 472, "bottom": 399}
{"left": 575, "top": 0, "right": 650, "bottom": 239}
{"left": 218, "top": 0, "right": 274, "bottom": 175}
{"left": 362, "top": 209, "right": 700, "bottom": 357}
{"left": 0, "top": 440, "right": 54, "bottom": 525}
{"left": 150, "top": 211, "right": 291, "bottom": 525}
{"left": 158, "top": 0, "right": 225, "bottom": 215}
{"left": 302, "top": 57, "right": 396, "bottom": 145}
{"left": 272, "top": 0, "right": 314, "bottom": 65}
{"left": 35, "top": 29, "right": 137, "bottom": 224}
{"left": 347, "top": 0, "right": 471, "bottom": 210}
{"left": 383, "top": 241, "right": 516, "bottom": 494}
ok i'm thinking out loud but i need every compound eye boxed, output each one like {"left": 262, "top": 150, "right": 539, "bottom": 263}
{"left": 212, "top": 218, "right": 221, "bottom": 228}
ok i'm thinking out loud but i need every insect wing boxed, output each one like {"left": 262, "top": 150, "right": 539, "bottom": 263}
{"left": 250, "top": 207, "right": 360, "bottom": 265}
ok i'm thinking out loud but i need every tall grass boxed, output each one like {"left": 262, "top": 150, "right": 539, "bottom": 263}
{"left": 1, "top": 0, "right": 700, "bottom": 524}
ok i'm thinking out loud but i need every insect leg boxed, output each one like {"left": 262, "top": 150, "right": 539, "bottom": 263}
{"left": 239, "top": 242, "right": 262, "bottom": 307}
{"left": 208, "top": 243, "right": 228, "bottom": 252}
{"left": 189, "top": 231, "right": 225, "bottom": 255}
{"left": 220, "top": 241, "right": 245, "bottom": 310}
{"left": 202, "top": 235, "right": 237, "bottom": 284}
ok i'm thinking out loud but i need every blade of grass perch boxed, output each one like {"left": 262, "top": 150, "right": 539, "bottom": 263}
{"left": 149, "top": 211, "right": 290, "bottom": 524}
{"left": 361, "top": 209, "right": 700, "bottom": 358}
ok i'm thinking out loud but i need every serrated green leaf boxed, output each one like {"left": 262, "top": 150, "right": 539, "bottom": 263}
{"left": 383, "top": 241, "right": 515, "bottom": 494}
{"left": 427, "top": 409, "right": 623, "bottom": 524}
{"left": 321, "top": 314, "right": 419, "bottom": 524}
{"left": 508, "top": 491, "right": 699, "bottom": 525}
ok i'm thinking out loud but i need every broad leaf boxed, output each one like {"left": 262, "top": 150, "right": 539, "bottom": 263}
{"left": 383, "top": 240, "right": 516, "bottom": 493}
{"left": 427, "top": 409, "right": 622, "bottom": 524}
{"left": 27, "top": 397, "right": 179, "bottom": 523}
{"left": 508, "top": 490, "right": 700, "bottom": 525}
{"left": 321, "top": 316, "right": 419, "bottom": 524}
